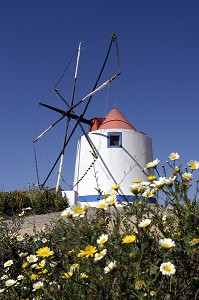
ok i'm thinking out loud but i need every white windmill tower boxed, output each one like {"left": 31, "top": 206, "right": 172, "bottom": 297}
{"left": 72, "top": 107, "right": 153, "bottom": 206}
{"left": 33, "top": 33, "right": 154, "bottom": 207}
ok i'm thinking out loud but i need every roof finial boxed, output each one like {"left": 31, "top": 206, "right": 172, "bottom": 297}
{"left": 113, "top": 102, "right": 117, "bottom": 108}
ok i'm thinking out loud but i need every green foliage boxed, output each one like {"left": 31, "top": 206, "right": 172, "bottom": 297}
{"left": 0, "top": 189, "right": 68, "bottom": 217}
{"left": 0, "top": 156, "right": 198, "bottom": 299}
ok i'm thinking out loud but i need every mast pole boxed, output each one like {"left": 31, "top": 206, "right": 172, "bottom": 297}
{"left": 56, "top": 41, "right": 82, "bottom": 192}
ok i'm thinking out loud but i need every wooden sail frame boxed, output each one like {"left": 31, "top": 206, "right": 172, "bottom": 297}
{"left": 33, "top": 32, "right": 120, "bottom": 191}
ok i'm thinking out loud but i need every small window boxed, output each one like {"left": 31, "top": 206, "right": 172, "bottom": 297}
{"left": 110, "top": 135, "right": 120, "bottom": 146}
{"left": 107, "top": 132, "right": 122, "bottom": 148}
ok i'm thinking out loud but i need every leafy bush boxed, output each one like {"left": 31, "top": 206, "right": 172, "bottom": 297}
{"left": 0, "top": 154, "right": 198, "bottom": 299}
{"left": 0, "top": 189, "right": 68, "bottom": 217}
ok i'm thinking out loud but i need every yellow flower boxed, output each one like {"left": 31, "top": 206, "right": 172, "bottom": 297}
{"left": 147, "top": 175, "right": 156, "bottom": 181}
{"left": 38, "top": 269, "right": 48, "bottom": 274}
{"left": 134, "top": 279, "right": 145, "bottom": 290}
{"left": 122, "top": 235, "right": 136, "bottom": 244}
{"left": 77, "top": 245, "right": 97, "bottom": 258}
{"left": 68, "top": 249, "right": 75, "bottom": 254}
{"left": 70, "top": 263, "right": 80, "bottom": 272}
{"left": 133, "top": 179, "right": 143, "bottom": 183}
{"left": 30, "top": 273, "right": 39, "bottom": 280}
{"left": 62, "top": 272, "right": 73, "bottom": 279}
{"left": 80, "top": 273, "right": 89, "bottom": 279}
{"left": 35, "top": 260, "right": 46, "bottom": 269}
{"left": 150, "top": 290, "right": 156, "bottom": 296}
{"left": 111, "top": 184, "right": 120, "bottom": 191}
{"left": 190, "top": 238, "right": 199, "bottom": 245}
{"left": 36, "top": 247, "right": 54, "bottom": 258}
{"left": 22, "top": 262, "right": 29, "bottom": 269}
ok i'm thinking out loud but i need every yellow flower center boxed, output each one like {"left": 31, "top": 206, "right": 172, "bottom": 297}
{"left": 95, "top": 252, "right": 104, "bottom": 258}
{"left": 162, "top": 242, "right": 171, "bottom": 249}
{"left": 163, "top": 265, "right": 172, "bottom": 272}
{"left": 74, "top": 207, "right": 84, "bottom": 214}
{"left": 98, "top": 203, "right": 107, "bottom": 209}
{"left": 100, "top": 238, "right": 107, "bottom": 244}
{"left": 108, "top": 198, "right": 115, "bottom": 205}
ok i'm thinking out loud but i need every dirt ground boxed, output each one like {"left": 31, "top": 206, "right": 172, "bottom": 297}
{"left": 5, "top": 204, "right": 158, "bottom": 235}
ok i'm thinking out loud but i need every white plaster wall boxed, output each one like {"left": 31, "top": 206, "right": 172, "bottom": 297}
{"left": 73, "top": 129, "right": 153, "bottom": 196}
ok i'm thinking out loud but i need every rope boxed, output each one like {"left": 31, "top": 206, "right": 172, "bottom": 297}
{"left": 54, "top": 48, "right": 78, "bottom": 88}
{"left": 81, "top": 35, "right": 110, "bottom": 51}
{"left": 113, "top": 32, "right": 120, "bottom": 69}
{"left": 72, "top": 157, "right": 97, "bottom": 189}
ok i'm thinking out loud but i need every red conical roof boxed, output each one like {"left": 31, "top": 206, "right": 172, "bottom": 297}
{"left": 89, "top": 108, "right": 136, "bottom": 131}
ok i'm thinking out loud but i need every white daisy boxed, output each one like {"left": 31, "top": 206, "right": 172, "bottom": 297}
{"left": 182, "top": 172, "right": 193, "bottom": 181}
{"left": 61, "top": 207, "right": 73, "bottom": 218}
{"left": 159, "top": 238, "right": 175, "bottom": 249}
{"left": 4, "top": 260, "right": 13, "bottom": 268}
{"left": 138, "top": 218, "right": 151, "bottom": 228}
{"left": 169, "top": 152, "right": 180, "bottom": 160}
{"left": 5, "top": 279, "right": 17, "bottom": 287}
{"left": 104, "top": 261, "right": 117, "bottom": 273}
{"left": 97, "top": 234, "right": 108, "bottom": 247}
{"left": 160, "top": 262, "right": 176, "bottom": 276}
{"left": 94, "top": 249, "right": 107, "bottom": 261}
{"left": 26, "top": 255, "right": 38, "bottom": 263}
{"left": 187, "top": 160, "right": 199, "bottom": 170}
{"left": 32, "top": 281, "right": 44, "bottom": 291}
{"left": 146, "top": 159, "right": 160, "bottom": 169}
{"left": 98, "top": 199, "right": 108, "bottom": 210}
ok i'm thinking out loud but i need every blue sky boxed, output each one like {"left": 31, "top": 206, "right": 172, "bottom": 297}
{"left": 0, "top": 0, "right": 199, "bottom": 191}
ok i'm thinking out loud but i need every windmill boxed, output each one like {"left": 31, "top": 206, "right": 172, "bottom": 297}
{"left": 33, "top": 33, "right": 121, "bottom": 193}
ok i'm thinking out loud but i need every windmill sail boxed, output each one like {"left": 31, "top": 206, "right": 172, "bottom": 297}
{"left": 33, "top": 33, "right": 121, "bottom": 190}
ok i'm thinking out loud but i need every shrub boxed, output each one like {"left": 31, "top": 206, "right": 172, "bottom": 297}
{"left": 0, "top": 189, "right": 68, "bottom": 217}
